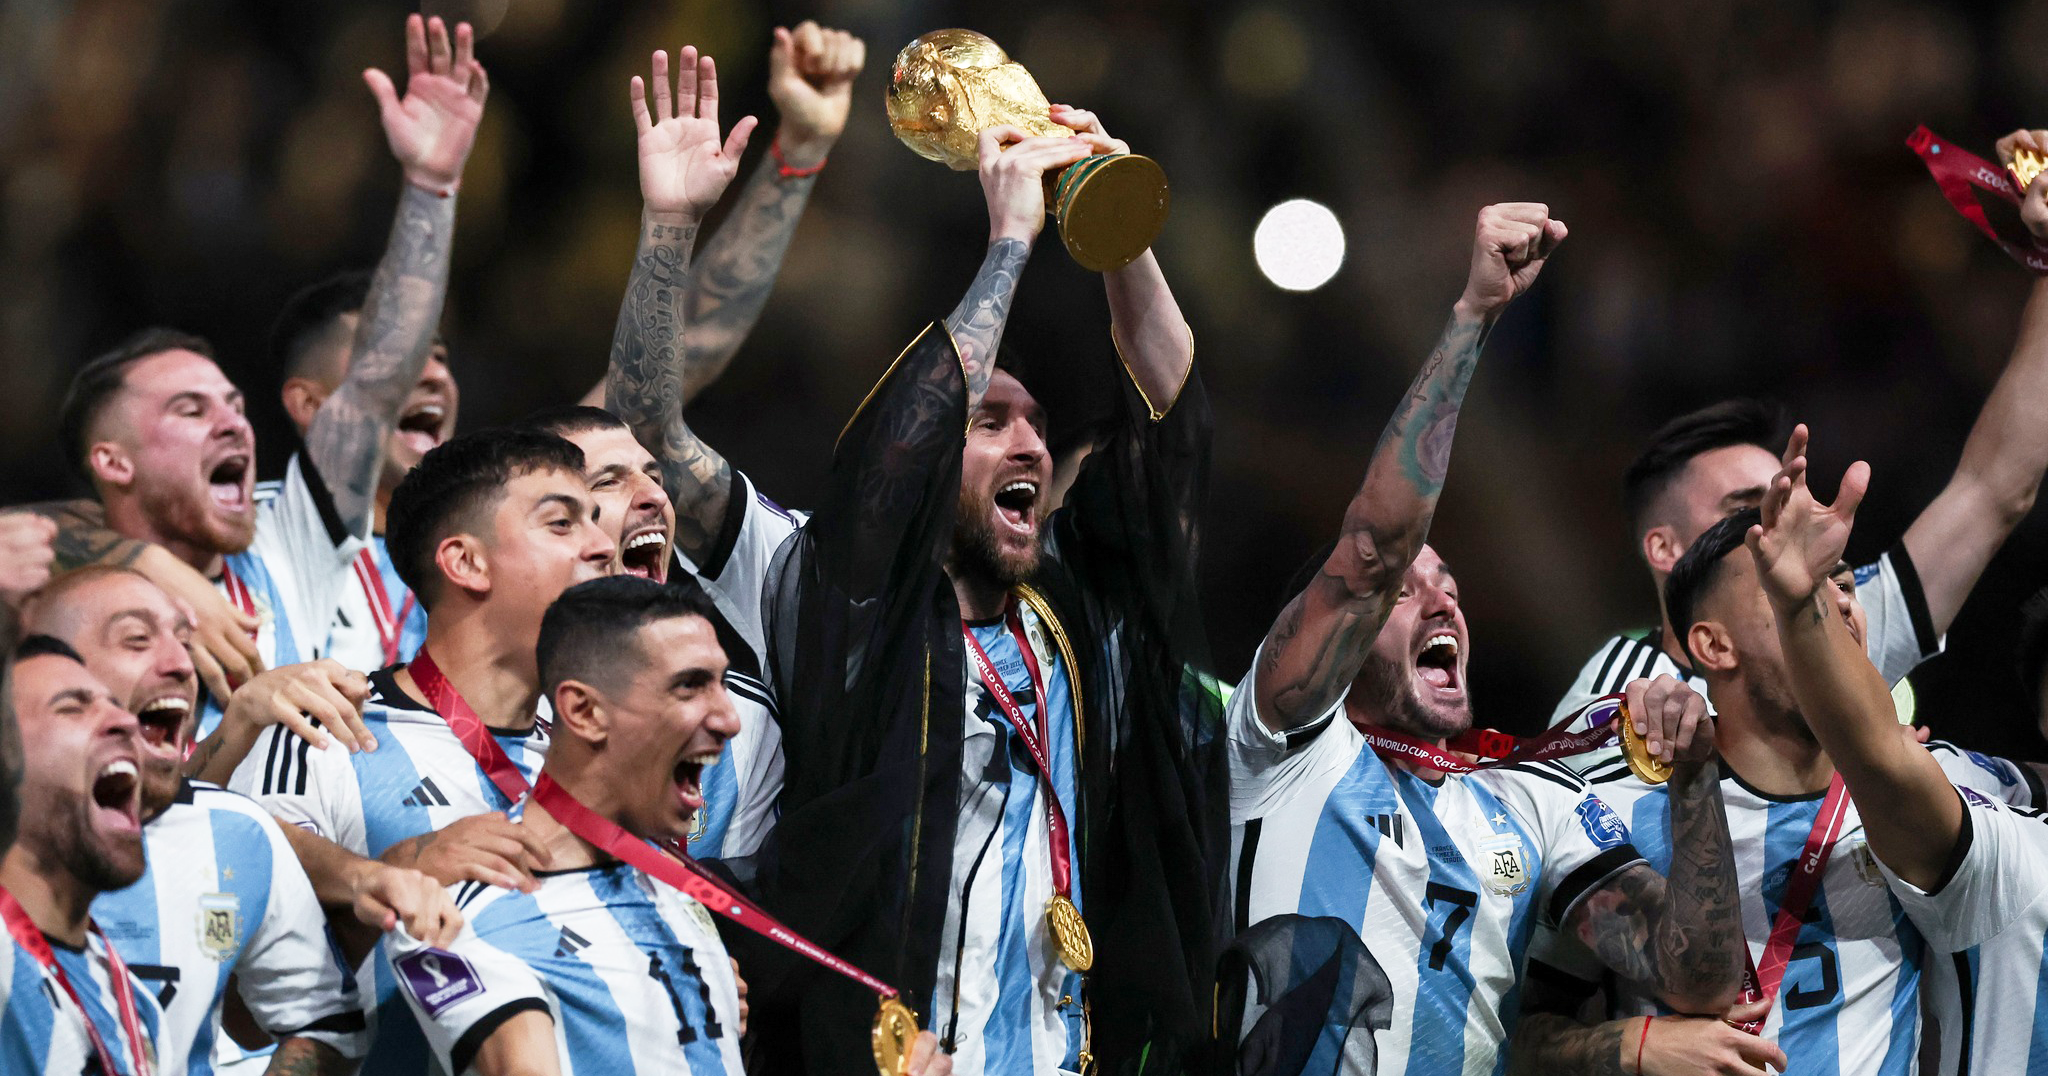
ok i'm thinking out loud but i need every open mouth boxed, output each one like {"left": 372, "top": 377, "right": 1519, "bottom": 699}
{"left": 1415, "top": 632, "right": 1462, "bottom": 695}
{"left": 621, "top": 528, "right": 668, "bottom": 582}
{"left": 992, "top": 480, "right": 1040, "bottom": 536}
{"left": 673, "top": 749, "right": 719, "bottom": 813}
{"left": 91, "top": 759, "right": 142, "bottom": 835}
{"left": 396, "top": 402, "right": 448, "bottom": 456}
{"left": 134, "top": 695, "right": 191, "bottom": 750}
{"left": 208, "top": 455, "right": 251, "bottom": 514}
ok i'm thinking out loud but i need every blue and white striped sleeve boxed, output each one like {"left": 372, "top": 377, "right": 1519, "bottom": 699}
{"left": 386, "top": 920, "right": 551, "bottom": 1076}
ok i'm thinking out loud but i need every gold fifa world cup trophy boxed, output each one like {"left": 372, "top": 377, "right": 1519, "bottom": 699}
{"left": 887, "top": 29, "right": 1170, "bottom": 272}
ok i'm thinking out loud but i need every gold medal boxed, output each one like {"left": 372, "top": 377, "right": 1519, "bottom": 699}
{"left": 1047, "top": 894, "right": 1094, "bottom": 972}
{"left": 2013, "top": 146, "right": 2048, "bottom": 192}
{"left": 871, "top": 996, "right": 919, "bottom": 1076}
{"left": 1615, "top": 702, "right": 1672, "bottom": 785}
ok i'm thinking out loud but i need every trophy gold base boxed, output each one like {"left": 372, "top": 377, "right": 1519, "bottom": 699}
{"left": 1051, "top": 153, "right": 1170, "bottom": 272}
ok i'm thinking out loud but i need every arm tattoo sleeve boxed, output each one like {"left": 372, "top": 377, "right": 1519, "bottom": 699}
{"left": 676, "top": 166, "right": 817, "bottom": 404}
{"left": 261, "top": 1036, "right": 351, "bottom": 1076}
{"left": 606, "top": 214, "right": 734, "bottom": 565}
{"left": 944, "top": 239, "right": 1031, "bottom": 411}
{"left": 24, "top": 499, "right": 148, "bottom": 571}
{"left": 1569, "top": 765, "right": 1743, "bottom": 1011}
{"left": 1255, "top": 309, "right": 1490, "bottom": 729}
{"left": 305, "top": 184, "right": 457, "bottom": 530}
{"left": 1508, "top": 1014, "right": 1627, "bottom": 1076}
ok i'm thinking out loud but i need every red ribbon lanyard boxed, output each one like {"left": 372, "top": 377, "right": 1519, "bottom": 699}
{"left": 217, "top": 563, "right": 262, "bottom": 642}
{"left": 407, "top": 648, "right": 534, "bottom": 804}
{"left": 1359, "top": 695, "right": 1628, "bottom": 775}
{"left": 1732, "top": 774, "right": 1850, "bottom": 1035}
{"left": 0, "top": 886, "right": 153, "bottom": 1076}
{"left": 960, "top": 608, "right": 1076, "bottom": 898}
{"left": 354, "top": 550, "right": 417, "bottom": 667}
{"left": 528, "top": 774, "right": 902, "bottom": 999}
{"left": 1907, "top": 127, "right": 2048, "bottom": 273}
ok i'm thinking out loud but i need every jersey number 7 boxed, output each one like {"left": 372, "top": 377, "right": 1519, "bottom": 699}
{"left": 1424, "top": 884, "right": 1479, "bottom": 972}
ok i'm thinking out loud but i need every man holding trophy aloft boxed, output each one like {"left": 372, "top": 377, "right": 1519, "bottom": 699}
{"left": 747, "top": 29, "right": 1227, "bottom": 1076}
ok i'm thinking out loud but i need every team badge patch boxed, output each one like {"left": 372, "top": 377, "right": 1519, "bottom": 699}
{"left": 397, "top": 949, "right": 485, "bottom": 1016}
{"left": 687, "top": 808, "right": 709, "bottom": 844}
{"left": 1575, "top": 797, "right": 1630, "bottom": 849}
{"left": 1478, "top": 832, "right": 1530, "bottom": 896}
{"left": 198, "top": 893, "right": 240, "bottom": 961}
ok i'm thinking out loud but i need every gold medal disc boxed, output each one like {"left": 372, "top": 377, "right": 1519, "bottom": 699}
{"left": 872, "top": 996, "right": 919, "bottom": 1076}
{"left": 1047, "top": 894, "right": 1095, "bottom": 972}
{"left": 1615, "top": 702, "right": 1672, "bottom": 785}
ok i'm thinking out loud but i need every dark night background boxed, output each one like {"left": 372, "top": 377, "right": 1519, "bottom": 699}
{"left": 4, "top": 0, "right": 2046, "bottom": 760}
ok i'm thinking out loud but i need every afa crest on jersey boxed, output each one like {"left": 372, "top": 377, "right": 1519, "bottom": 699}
{"left": 1478, "top": 831, "right": 1530, "bottom": 896}
{"left": 199, "top": 892, "right": 241, "bottom": 961}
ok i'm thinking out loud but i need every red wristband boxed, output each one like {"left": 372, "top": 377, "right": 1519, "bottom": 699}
{"left": 771, "top": 136, "right": 826, "bottom": 180}
{"left": 406, "top": 175, "right": 459, "bottom": 199}
{"left": 1635, "top": 1015, "right": 1652, "bottom": 1075}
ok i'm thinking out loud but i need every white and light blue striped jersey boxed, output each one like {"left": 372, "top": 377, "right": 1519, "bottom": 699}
{"left": 1226, "top": 652, "right": 1643, "bottom": 1076}
{"left": 1, "top": 913, "right": 164, "bottom": 1076}
{"left": 1882, "top": 788, "right": 2048, "bottom": 1076}
{"left": 1534, "top": 763, "right": 1930, "bottom": 1076}
{"left": 325, "top": 534, "right": 428, "bottom": 675}
{"left": 1551, "top": 547, "right": 1941, "bottom": 772}
{"left": 226, "top": 667, "right": 549, "bottom": 1076}
{"left": 202, "top": 454, "right": 367, "bottom": 737}
{"left": 675, "top": 470, "right": 799, "bottom": 862}
{"left": 92, "top": 781, "right": 364, "bottom": 1076}
{"left": 385, "top": 864, "right": 743, "bottom": 1076}
{"left": 932, "top": 604, "right": 1086, "bottom": 1076}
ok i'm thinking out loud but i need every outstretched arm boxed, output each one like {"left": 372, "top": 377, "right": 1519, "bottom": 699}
{"left": 1562, "top": 677, "right": 1744, "bottom": 1015}
{"left": 1901, "top": 128, "right": 2048, "bottom": 634}
{"left": 1752, "top": 428, "right": 1962, "bottom": 890}
{"left": 306, "top": 14, "right": 486, "bottom": 530}
{"left": 1252, "top": 204, "right": 1565, "bottom": 731}
{"left": 605, "top": 47, "right": 757, "bottom": 563}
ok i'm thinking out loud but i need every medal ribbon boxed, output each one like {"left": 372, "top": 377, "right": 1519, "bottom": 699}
{"left": 1732, "top": 774, "right": 1850, "bottom": 1035}
{"left": 960, "top": 607, "right": 1076, "bottom": 898}
{"left": 1359, "top": 695, "right": 1628, "bottom": 775}
{"left": 528, "top": 774, "right": 902, "bottom": 999}
{"left": 1907, "top": 126, "right": 2048, "bottom": 273}
{"left": 0, "top": 886, "right": 153, "bottom": 1076}
{"left": 407, "top": 648, "right": 534, "bottom": 804}
{"left": 354, "top": 549, "right": 417, "bottom": 667}
{"left": 217, "top": 563, "right": 261, "bottom": 642}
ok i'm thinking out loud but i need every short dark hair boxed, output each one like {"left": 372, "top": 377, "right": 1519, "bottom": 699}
{"left": 515, "top": 405, "right": 628, "bottom": 441}
{"left": 269, "top": 271, "right": 372, "bottom": 382}
{"left": 1663, "top": 507, "right": 1761, "bottom": 666}
{"left": 1622, "top": 399, "right": 1785, "bottom": 536}
{"left": 57, "top": 328, "right": 217, "bottom": 473}
{"left": 384, "top": 428, "right": 587, "bottom": 610}
{"left": 13, "top": 634, "right": 84, "bottom": 665}
{"left": 537, "top": 576, "right": 722, "bottom": 695}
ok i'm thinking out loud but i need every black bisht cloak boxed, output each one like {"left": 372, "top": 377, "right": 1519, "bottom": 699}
{"left": 743, "top": 323, "right": 1229, "bottom": 1076}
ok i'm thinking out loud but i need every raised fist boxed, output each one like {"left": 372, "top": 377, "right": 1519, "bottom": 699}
{"left": 769, "top": 22, "right": 865, "bottom": 167}
{"left": 1458, "top": 203, "right": 1567, "bottom": 318}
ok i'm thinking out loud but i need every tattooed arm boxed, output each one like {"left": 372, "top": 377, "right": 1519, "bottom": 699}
{"left": 605, "top": 47, "right": 757, "bottom": 563}
{"left": 1513, "top": 1013, "right": 1787, "bottom": 1076}
{"left": 307, "top": 15, "right": 486, "bottom": 530}
{"left": 1252, "top": 204, "right": 1566, "bottom": 732}
{"left": 261, "top": 1038, "right": 350, "bottom": 1076}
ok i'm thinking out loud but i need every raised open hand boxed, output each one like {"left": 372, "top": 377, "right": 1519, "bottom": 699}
{"left": 363, "top": 15, "right": 489, "bottom": 193}
{"left": 1995, "top": 128, "right": 2048, "bottom": 239}
{"left": 1745, "top": 424, "right": 1870, "bottom": 608}
{"left": 633, "top": 47, "right": 759, "bottom": 221}
{"left": 768, "top": 22, "right": 864, "bottom": 165}
{"left": 1458, "top": 203, "right": 1567, "bottom": 318}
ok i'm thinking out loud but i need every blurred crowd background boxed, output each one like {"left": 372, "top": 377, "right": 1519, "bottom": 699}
{"left": 4, "top": 0, "right": 2047, "bottom": 758}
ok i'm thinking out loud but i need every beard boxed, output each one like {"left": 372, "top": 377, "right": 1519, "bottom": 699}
{"left": 1355, "top": 650, "right": 1473, "bottom": 741}
{"left": 140, "top": 751, "right": 181, "bottom": 820}
{"left": 21, "top": 791, "right": 145, "bottom": 893}
{"left": 139, "top": 479, "right": 255, "bottom": 555}
{"left": 952, "top": 487, "right": 1042, "bottom": 588}
{"left": 1745, "top": 674, "right": 1817, "bottom": 745}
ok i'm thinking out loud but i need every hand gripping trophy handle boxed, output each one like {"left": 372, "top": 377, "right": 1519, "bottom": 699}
{"left": 886, "top": 29, "right": 1170, "bottom": 272}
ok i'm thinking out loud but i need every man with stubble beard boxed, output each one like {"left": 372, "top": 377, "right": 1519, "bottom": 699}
{"left": 0, "top": 636, "right": 159, "bottom": 1075}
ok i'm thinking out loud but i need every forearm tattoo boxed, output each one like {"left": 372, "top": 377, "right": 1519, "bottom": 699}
{"left": 1509, "top": 1014, "right": 1626, "bottom": 1076}
{"left": 1256, "top": 310, "right": 1490, "bottom": 728}
{"left": 606, "top": 214, "right": 734, "bottom": 564}
{"left": 262, "top": 1037, "right": 349, "bottom": 1076}
{"left": 678, "top": 166, "right": 816, "bottom": 403}
{"left": 25, "top": 499, "right": 146, "bottom": 571}
{"left": 307, "top": 184, "right": 456, "bottom": 528}
{"left": 944, "top": 239, "right": 1031, "bottom": 410}
{"left": 1571, "top": 766, "right": 1742, "bottom": 1007}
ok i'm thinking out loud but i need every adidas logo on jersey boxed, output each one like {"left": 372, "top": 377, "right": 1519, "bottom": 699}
{"left": 554, "top": 926, "right": 591, "bottom": 958}
{"left": 1367, "top": 813, "right": 1405, "bottom": 849}
{"left": 402, "top": 777, "right": 451, "bottom": 808}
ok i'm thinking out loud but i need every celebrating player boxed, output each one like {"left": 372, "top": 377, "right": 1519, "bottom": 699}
{"left": 1231, "top": 203, "right": 1748, "bottom": 1076}
{"left": 0, "top": 636, "right": 159, "bottom": 1075}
